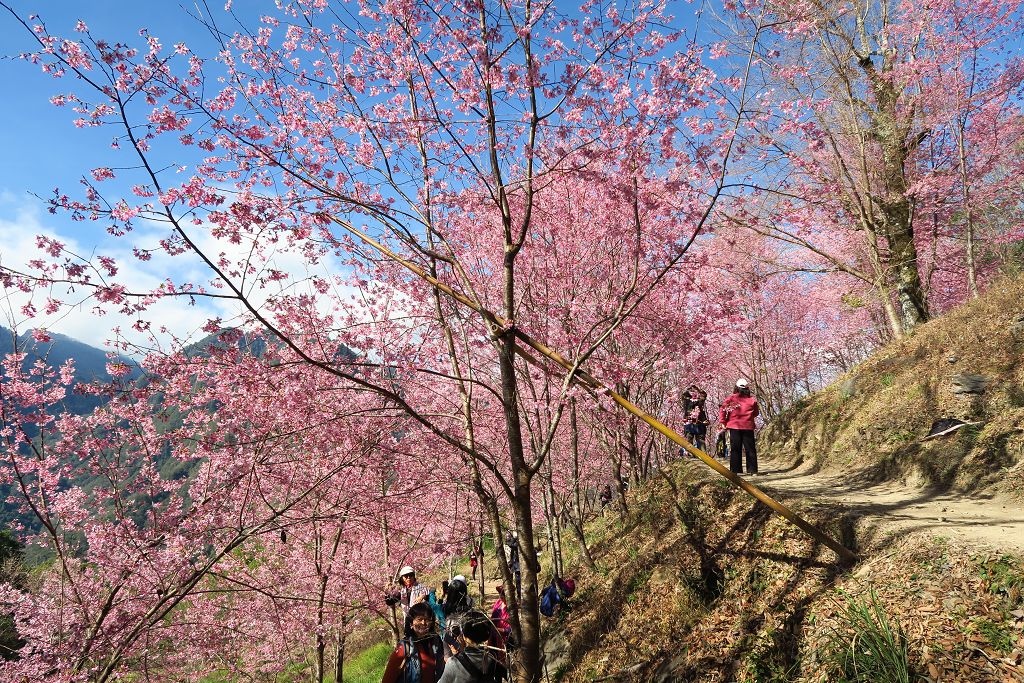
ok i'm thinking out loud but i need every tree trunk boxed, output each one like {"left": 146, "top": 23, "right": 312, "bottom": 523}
{"left": 496, "top": 333, "right": 542, "bottom": 683}
{"left": 335, "top": 627, "right": 346, "bottom": 683}
{"left": 567, "top": 400, "right": 597, "bottom": 570}
{"left": 868, "top": 51, "right": 930, "bottom": 334}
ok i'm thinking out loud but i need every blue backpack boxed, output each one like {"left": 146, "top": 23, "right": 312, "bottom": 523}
{"left": 539, "top": 580, "right": 561, "bottom": 617}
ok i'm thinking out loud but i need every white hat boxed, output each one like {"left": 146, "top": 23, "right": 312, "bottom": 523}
{"left": 735, "top": 378, "right": 749, "bottom": 389}
{"left": 399, "top": 565, "right": 415, "bottom": 577}
{"left": 452, "top": 574, "right": 466, "bottom": 584}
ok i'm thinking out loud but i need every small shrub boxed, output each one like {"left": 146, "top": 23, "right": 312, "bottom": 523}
{"left": 958, "top": 422, "right": 983, "bottom": 446}
{"left": 625, "top": 568, "right": 651, "bottom": 604}
{"left": 1007, "top": 384, "right": 1024, "bottom": 408}
{"left": 973, "top": 618, "right": 1015, "bottom": 654}
{"left": 820, "top": 589, "right": 917, "bottom": 683}
{"left": 978, "top": 555, "right": 1024, "bottom": 607}
{"left": 745, "top": 628, "right": 799, "bottom": 682}
{"left": 884, "top": 429, "right": 915, "bottom": 445}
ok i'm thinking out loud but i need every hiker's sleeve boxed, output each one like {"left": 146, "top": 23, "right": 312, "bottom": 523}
{"left": 379, "top": 645, "right": 404, "bottom": 683}
{"left": 437, "top": 658, "right": 461, "bottom": 683}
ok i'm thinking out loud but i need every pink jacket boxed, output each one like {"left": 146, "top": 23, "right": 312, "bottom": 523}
{"left": 491, "top": 598, "right": 511, "bottom": 637}
{"left": 719, "top": 392, "right": 759, "bottom": 430}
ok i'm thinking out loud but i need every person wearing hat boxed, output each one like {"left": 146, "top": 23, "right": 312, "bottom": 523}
{"left": 718, "top": 378, "right": 760, "bottom": 475}
{"left": 387, "top": 566, "right": 433, "bottom": 620}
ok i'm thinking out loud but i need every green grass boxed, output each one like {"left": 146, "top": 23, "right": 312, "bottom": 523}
{"left": 821, "top": 589, "right": 918, "bottom": 683}
{"left": 624, "top": 568, "right": 651, "bottom": 604}
{"left": 201, "top": 660, "right": 310, "bottom": 683}
{"left": 973, "top": 618, "right": 1015, "bottom": 654}
{"left": 343, "top": 642, "right": 393, "bottom": 683}
{"left": 977, "top": 555, "right": 1024, "bottom": 606}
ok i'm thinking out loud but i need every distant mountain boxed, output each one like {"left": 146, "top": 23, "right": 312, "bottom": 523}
{"left": 0, "top": 327, "right": 142, "bottom": 417}
{"left": 0, "top": 326, "right": 360, "bottom": 556}
{"left": 183, "top": 328, "right": 271, "bottom": 359}
{"left": 0, "top": 329, "right": 146, "bottom": 553}
{"left": 183, "top": 327, "right": 358, "bottom": 363}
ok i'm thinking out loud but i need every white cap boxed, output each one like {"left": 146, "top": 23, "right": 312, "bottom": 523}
{"left": 399, "top": 565, "right": 415, "bottom": 577}
{"left": 452, "top": 574, "right": 466, "bottom": 583}
{"left": 735, "top": 378, "right": 749, "bottom": 389}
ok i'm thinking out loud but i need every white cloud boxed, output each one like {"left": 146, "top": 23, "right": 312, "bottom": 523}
{"left": 0, "top": 189, "right": 434, "bottom": 363}
{"left": 0, "top": 198, "right": 223, "bottom": 354}
{"left": 0, "top": 194, "right": 355, "bottom": 356}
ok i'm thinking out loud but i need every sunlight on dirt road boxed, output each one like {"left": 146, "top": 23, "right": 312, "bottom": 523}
{"left": 757, "top": 464, "right": 1024, "bottom": 554}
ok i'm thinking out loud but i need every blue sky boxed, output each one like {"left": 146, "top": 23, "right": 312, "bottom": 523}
{"left": 1, "top": 2, "right": 217, "bottom": 195}
{"left": 0, "top": 2, "right": 323, "bottom": 353}
{"left": 0, "top": 1, "right": 713, "bottom": 354}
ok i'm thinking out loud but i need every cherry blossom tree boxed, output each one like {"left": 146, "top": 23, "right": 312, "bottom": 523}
{"left": 719, "top": 0, "right": 1024, "bottom": 337}
{"left": 0, "top": 0, "right": 880, "bottom": 678}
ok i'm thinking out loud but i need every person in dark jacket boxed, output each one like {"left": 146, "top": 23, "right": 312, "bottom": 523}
{"left": 715, "top": 429, "right": 729, "bottom": 462}
{"left": 438, "top": 610, "right": 506, "bottom": 683}
{"left": 682, "top": 385, "right": 710, "bottom": 452}
{"left": 380, "top": 601, "right": 446, "bottom": 683}
{"left": 718, "top": 378, "right": 760, "bottom": 475}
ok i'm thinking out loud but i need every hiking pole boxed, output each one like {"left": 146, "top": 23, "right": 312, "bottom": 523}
{"left": 334, "top": 219, "right": 857, "bottom": 564}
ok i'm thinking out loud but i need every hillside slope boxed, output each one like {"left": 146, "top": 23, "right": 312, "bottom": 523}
{"left": 545, "top": 465, "right": 1023, "bottom": 682}
{"left": 760, "top": 276, "right": 1024, "bottom": 496}
{"left": 544, "top": 278, "right": 1024, "bottom": 682}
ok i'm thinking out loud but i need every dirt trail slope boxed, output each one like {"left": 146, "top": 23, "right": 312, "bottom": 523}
{"left": 753, "top": 275, "right": 1024, "bottom": 556}
{"left": 755, "top": 460, "right": 1024, "bottom": 554}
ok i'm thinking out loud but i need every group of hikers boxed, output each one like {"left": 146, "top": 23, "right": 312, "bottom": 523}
{"left": 379, "top": 379, "right": 758, "bottom": 682}
{"left": 382, "top": 565, "right": 506, "bottom": 683}
{"left": 598, "top": 379, "right": 761, "bottom": 511}
{"left": 680, "top": 378, "right": 761, "bottom": 476}
{"left": 381, "top": 558, "right": 575, "bottom": 682}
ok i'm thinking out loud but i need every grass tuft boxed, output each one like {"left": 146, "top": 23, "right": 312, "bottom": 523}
{"left": 820, "top": 589, "right": 917, "bottom": 683}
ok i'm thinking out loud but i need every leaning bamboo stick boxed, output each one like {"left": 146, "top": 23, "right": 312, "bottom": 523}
{"left": 335, "top": 218, "right": 857, "bottom": 564}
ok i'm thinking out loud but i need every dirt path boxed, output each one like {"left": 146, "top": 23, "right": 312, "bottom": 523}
{"left": 754, "top": 460, "right": 1024, "bottom": 554}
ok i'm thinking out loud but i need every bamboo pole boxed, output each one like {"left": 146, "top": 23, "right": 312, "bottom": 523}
{"left": 336, "top": 219, "right": 857, "bottom": 564}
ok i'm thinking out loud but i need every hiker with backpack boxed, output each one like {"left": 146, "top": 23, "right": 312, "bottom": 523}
{"left": 441, "top": 575, "right": 476, "bottom": 657}
{"left": 682, "top": 385, "right": 710, "bottom": 452}
{"left": 443, "top": 575, "right": 473, "bottom": 618}
{"left": 380, "top": 602, "right": 446, "bottom": 683}
{"left": 438, "top": 610, "right": 507, "bottom": 683}
{"left": 719, "top": 378, "right": 760, "bottom": 475}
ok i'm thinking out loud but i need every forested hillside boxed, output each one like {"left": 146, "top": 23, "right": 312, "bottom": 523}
{"left": 0, "top": 326, "right": 141, "bottom": 416}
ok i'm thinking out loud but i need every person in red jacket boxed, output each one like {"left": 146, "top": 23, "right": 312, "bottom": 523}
{"left": 718, "top": 378, "right": 760, "bottom": 475}
{"left": 380, "top": 602, "right": 445, "bottom": 683}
